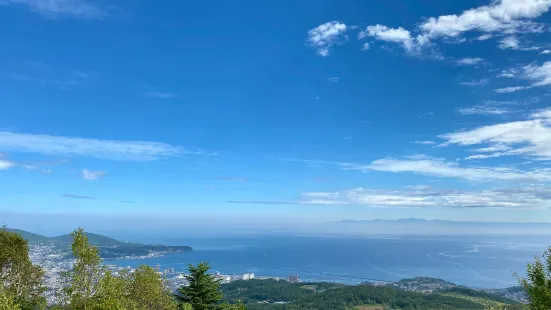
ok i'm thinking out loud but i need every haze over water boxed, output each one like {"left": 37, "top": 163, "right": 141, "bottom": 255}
{"left": 111, "top": 234, "right": 547, "bottom": 288}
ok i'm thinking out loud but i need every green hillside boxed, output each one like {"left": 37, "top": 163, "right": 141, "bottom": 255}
{"left": 50, "top": 232, "right": 125, "bottom": 246}
{"left": 221, "top": 279, "right": 526, "bottom": 310}
{"left": 6, "top": 228, "right": 49, "bottom": 243}
{"left": 6, "top": 228, "right": 193, "bottom": 259}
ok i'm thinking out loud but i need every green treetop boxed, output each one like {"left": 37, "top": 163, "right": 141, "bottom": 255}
{"left": 176, "top": 262, "right": 245, "bottom": 310}
{"left": 0, "top": 227, "right": 46, "bottom": 310}
{"left": 516, "top": 247, "right": 551, "bottom": 310}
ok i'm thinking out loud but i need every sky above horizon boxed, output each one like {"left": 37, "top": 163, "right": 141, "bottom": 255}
{"left": 2, "top": 0, "right": 551, "bottom": 229}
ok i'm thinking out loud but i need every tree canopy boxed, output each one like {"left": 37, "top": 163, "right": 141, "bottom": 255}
{"left": 516, "top": 247, "right": 551, "bottom": 310}
{"left": 0, "top": 227, "right": 46, "bottom": 310}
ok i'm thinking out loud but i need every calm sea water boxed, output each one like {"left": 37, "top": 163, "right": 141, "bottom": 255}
{"left": 110, "top": 234, "right": 549, "bottom": 288}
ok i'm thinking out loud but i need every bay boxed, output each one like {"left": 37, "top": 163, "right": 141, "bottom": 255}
{"left": 110, "top": 234, "right": 549, "bottom": 288}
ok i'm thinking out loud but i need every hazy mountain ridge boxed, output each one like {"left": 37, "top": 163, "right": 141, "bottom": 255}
{"left": 322, "top": 218, "right": 551, "bottom": 235}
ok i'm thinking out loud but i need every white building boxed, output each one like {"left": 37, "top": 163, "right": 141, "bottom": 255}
{"left": 241, "top": 273, "right": 255, "bottom": 280}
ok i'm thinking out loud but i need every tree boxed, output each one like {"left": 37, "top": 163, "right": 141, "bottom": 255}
{"left": 59, "top": 228, "right": 102, "bottom": 309}
{"left": 0, "top": 283, "right": 21, "bottom": 310}
{"left": 0, "top": 228, "right": 46, "bottom": 310}
{"left": 516, "top": 247, "right": 551, "bottom": 310}
{"left": 127, "top": 265, "right": 177, "bottom": 310}
{"left": 176, "top": 262, "right": 223, "bottom": 310}
{"left": 92, "top": 269, "right": 135, "bottom": 310}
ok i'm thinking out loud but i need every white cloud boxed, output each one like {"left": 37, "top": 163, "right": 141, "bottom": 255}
{"left": 0, "top": 131, "right": 207, "bottom": 161}
{"left": 492, "top": 62, "right": 551, "bottom": 93}
{"left": 456, "top": 101, "right": 515, "bottom": 115}
{"left": 362, "top": 0, "right": 551, "bottom": 54}
{"left": 301, "top": 186, "right": 551, "bottom": 209}
{"left": 361, "top": 42, "right": 370, "bottom": 50}
{"left": 143, "top": 91, "right": 180, "bottom": 99}
{"left": 476, "top": 34, "right": 493, "bottom": 40}
{"left": 0, "top": 159, "right": 15, "bottom": 170}
{"left": 497, "top": 36, "right": 541, "bottom": 50}
{"left": 368, "top": 155, "right": 551, "bottom": 181}
{"left": 440, "top": 108, "right": 551, "bottom": 160}
{"left": 418, "top": 111, "right": 435, "bottom": 118}
{"left": 497, "top": 68, "right": 518, "bottom": 78}
{"left": 419, "top": 0, "right": 551, "bottom": 38}
{"left": 460, "top": 79, "right": 489, "bottom": 86}
{"left": 0, "top": 0, "right": 106, "bottom": 19}
{"left": 307, "top": 21, "right": 347, "bottom": 56}
{"left": 328, "top": 77, "right": 340, "bottom": 83}
{"left": 456, "top": 57, "right": 484, "bottom": 65}
{"left": 411, "top": 140, "right": 436, "bottom": 145}
{"left": 495, "top": 86, "right": 527, "bottom": 93}
{"left": 499, "top": 36, "right": 520, "bottom": 49}
{"left": 82, "top": 169, "right": 105, "bottom": 180}
{"left": 471, "top": 144, "right": 513, "bottom": 153}
{"left": 540, "top": 49, "right": 551, "bottom": 54}
{"left": 288, "top": 154, "right": 551, "bottom": 182}
{"left": 359, "top": 24, "right": 429, "bottom": 54}
{"left": 523, "top": 61, "right": 551, "bottom": 86}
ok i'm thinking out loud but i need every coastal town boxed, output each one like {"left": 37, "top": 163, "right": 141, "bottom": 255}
{"left": 28, "top": 242, "right": 527, "bottom": 305}
{"left": 28, "top": 243, "right": 296, "bottom": 305}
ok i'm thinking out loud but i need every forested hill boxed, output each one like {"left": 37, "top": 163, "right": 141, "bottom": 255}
{"left": 7, "top": 228, "right": 193, "bottom": 258}
{"left": 221, "top": 279, "right": 525, "bottom": 310}
{"left": 50, "top": 232, "right": 125, "bottom": 245}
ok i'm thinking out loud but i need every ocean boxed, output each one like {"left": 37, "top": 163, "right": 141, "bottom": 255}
{"left": 110, "top": 234, "right": 549, "bottom": 288}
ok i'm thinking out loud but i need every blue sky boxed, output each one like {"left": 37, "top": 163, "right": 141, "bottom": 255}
{"left": 2, "top": 0, "right": 551, "bottom": 230}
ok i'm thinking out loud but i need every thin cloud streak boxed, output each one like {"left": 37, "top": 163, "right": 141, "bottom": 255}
{"left": 0, "top": 131, "right": 210, "bottom": 161}
{"left": 61, "top": 194, "right": 96, "bottom": 200}
{"left": 0, "top": 0, "right": 108, "bottom": 19}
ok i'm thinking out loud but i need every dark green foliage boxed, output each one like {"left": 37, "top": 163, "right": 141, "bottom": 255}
{"left": 516, "top": 247, "right": 551, "bottom": 310}
{"left": 176, "top": 262, "right": 224, "bottom": 310}
{"left": 221, "top": 279, "right": 525, "bottom": 310}
{"left": 221, "top": 279, "right": 342, "bottom": 304}
{"left": 0, "top": 227, "right": 46, "bottom": 309}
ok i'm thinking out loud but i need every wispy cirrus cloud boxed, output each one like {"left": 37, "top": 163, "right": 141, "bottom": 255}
{"left": 7, "top": 63, "right": 98, "bottom": 90}
{"left": 61, "top": 194, "right": 96, "bottom": 199}
{"left": 226, "top": 200, "right": 295, "bottom": 205}
{"left": 440, "top": 108, "right": 551, "bottom": 161}
{"left": 286, "top": 155, "right": 551, "bottom": 182}
{"left": 411, "top": 140, "right": 436, "bottom": 145}
{"left": 456, "top": 100, "right": 516, "bottom": 116}
{"left": 82, "top": 169, "right": 105, "bottom": 180}
{"left": 307, "top": 21, "right": 348, "bottom": 56}
{"left": 142, "top": 91, "right": 180, "bottom": 99}
{"left": 459, "top": 79, "right": 489, "bottom": 86}
{"left": 494, "top": 62, "right": 551, "bottom": 93}
{"left": 456, "top": 57, "right": 484, "bottom": 65}
{"left": 0, "top": 0, "right": 107, "bottom": 19}
{"left": 495, "top": 86, "right": 527, "bottom": 93}
{"left": 0, "top": 131, "right": 210, "bottom": 161}
{"left": 217, "top": 177, "right": 249, "bottom": 181}
{"left": 301, "top": 185, "right": 551, "bottom": 209}
{"left": 367, "top": 155, "right": 551, "bottom": 182}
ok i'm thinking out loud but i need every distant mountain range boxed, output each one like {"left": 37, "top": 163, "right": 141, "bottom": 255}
{"left": 7, "top": 228, "right": 193, "bottom": 259}
{"left": 321, "top": 218, "right": 551, "bottom": 235}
